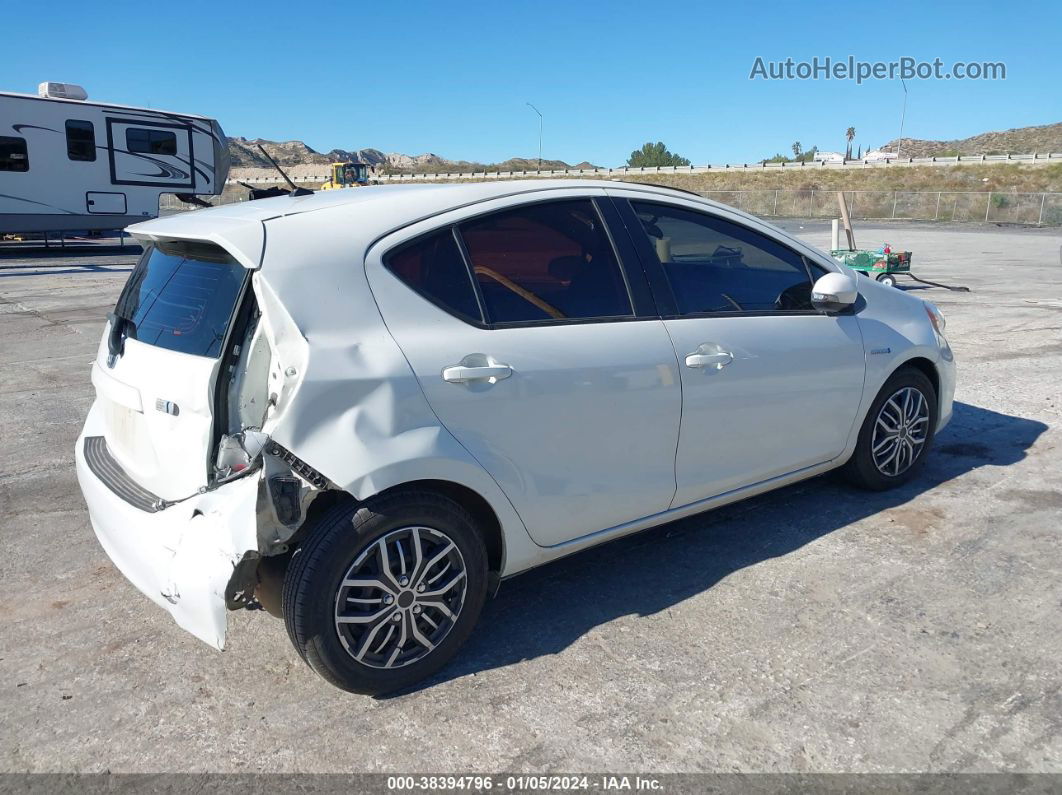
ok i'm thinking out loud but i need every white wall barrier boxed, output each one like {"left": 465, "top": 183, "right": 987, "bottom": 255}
{"left": 224, "top": 151, "right": 1062, "bottom": 187}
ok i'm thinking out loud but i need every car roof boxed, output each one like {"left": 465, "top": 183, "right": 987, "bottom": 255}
{"left": 132, "top": 179, "right": 719, "bottom": 236}
{"left": 128, "top": 179, "right": 788, "bottom": 270}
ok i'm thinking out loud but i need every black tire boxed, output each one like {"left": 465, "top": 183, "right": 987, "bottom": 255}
{"left": 843, "top": 366, "right": 938, "bottom": 491}
{"left": 282, "top": 489, "right": 488, "bottom": 695}
{"left": 877, "top": 273, "right": 897, "bottom": 287}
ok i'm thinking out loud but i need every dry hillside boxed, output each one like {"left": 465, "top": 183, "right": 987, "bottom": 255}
{"left": 227, "top": 136, "right": 595, "bottom": 173}
{"left": 618, "top": 163, "right": 1062, "bottom": 193}
{"left": 883, "top": 123, "right": 1062, "bottom": 158}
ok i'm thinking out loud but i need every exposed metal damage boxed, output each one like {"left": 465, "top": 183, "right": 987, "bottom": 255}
{"left": 208, "top": 287, "right": 335, "bottom": 614}
{"left": 219, "top": 432, "right": 334, "bottom": 612}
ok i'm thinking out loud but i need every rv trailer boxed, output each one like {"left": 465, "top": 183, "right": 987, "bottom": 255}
{"left": 0, "top": 82, "right": 229, "bottom": 234}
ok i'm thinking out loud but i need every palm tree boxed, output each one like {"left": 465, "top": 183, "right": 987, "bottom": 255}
{"left": 845, "top": 127, "right": 856, "bottom": 160}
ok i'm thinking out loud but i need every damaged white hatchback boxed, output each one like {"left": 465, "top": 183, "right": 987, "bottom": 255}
{"left": 76, "top": 180, "right": 955, "bottom": 694}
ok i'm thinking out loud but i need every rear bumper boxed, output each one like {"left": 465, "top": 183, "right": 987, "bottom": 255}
{"left": 75, "top": 400, "right": 261, "bottom": 650}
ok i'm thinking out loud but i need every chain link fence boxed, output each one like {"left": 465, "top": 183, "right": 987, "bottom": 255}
{"left": 699, "top": 190, "right": 1062, "bottom": 225}
{"left": 161, "top": 189, "right": 1062, "bottom": 226}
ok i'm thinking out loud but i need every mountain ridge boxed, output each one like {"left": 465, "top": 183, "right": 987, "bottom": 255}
{"left": 226, "top": 137, "right": 597, "bottom": 173}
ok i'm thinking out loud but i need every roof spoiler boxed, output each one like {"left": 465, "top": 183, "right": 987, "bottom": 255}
{"left": 127, "top": 216, "right": 266, "bottom": 269}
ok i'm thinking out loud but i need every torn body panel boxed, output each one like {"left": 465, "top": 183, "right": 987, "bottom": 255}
{"left": 226, "top": 314, "right": 273, "bottom": 432}
{"left": 75, "top": 400, "right": 329, "bottom": 648}
{"left": 76, "top": 406, "right": 259, "bottom": 650}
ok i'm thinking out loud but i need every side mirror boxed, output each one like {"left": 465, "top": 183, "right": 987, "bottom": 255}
{"left": 811, "top": 272, "right": 858, "bottom": 312}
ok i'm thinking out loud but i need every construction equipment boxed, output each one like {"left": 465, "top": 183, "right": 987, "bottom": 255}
{"left": 320, "top": 162, "right": 372, "bottom": 190}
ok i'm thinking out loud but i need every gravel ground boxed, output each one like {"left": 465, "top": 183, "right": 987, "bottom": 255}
{"left": 0, "top": 222, "right": 1059, "bottom": 773}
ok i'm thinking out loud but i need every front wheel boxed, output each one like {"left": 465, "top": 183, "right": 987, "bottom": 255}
{"left": 876, "top": 272, "right": 898, "bottom": 287}
{"left": 282, "top": 490, "right": 488, "bottom": 694}
{"left": 843, "top": 367, "right": 938, "bottom": 490}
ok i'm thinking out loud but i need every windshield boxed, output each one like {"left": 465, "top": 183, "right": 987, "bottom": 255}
{"left": 113, "top": 240, "right": 246, "bottom": 358}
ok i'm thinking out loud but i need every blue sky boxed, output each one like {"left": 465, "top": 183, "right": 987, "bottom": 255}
{"left": 7, "top": 0, "right": 1061, "bottom": 166}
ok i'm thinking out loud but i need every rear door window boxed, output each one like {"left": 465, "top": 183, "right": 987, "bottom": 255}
{"left": 113, "top": 241, "right": 246, "bottom": 358}
{"left": 630, "top": 201, "right": 820, "bottom": 314}
{"left": 458, "top": 200, "right": 632, "bottom": 324}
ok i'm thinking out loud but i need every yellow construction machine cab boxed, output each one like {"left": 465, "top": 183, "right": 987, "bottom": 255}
{"left": 322, "top": 162, "right": 371, "bottom": 190}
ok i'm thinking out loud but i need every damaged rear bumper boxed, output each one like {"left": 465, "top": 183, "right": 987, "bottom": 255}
{"left": 75, "top": 401, "right": 261, "bottom": 650}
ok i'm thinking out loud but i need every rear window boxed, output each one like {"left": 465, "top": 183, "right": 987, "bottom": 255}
{"left": 113, "top": 241, "right": 246, "bottom": 358}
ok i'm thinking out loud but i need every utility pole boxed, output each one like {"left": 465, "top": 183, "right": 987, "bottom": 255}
{"left": 896, "top": 78, "right": 908, "bottom": 159}
{"left": 526, "top": 102, "right": 543, "bottom": 169}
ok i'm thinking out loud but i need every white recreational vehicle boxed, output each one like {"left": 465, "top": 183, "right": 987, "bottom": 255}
{"left": 0, "top": 82, "right": 229, "bottom": 234}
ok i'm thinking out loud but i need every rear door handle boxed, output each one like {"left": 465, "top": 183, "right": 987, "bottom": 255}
{"left": 684, "top": 351, "right": 733, "bottom": 369}
{"left": 442, "top": 364, "right": 513, "bottom": 383}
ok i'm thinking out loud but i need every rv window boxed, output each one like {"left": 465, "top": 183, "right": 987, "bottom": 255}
{"left": 0, "top": 137, "right": 29, "bottom": 172}
{"left": 126, "top": 128, "right": 177, "bottom": 156}
{"left": 66, "top": 120, "right": 96, "bottom": 161}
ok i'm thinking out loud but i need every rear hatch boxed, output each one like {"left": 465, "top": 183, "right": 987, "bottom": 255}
{"left": 91, "top": 239, "right": 248, "bottom": 500}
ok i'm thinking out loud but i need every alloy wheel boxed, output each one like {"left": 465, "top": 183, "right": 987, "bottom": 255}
{"left": 871, "top": 386, "right": 930, "bottom": 477}
{"left": 334, "top": 526, "right": 467, "bottom": 669}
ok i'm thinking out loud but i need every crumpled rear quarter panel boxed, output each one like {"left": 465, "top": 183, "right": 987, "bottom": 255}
{"left": 255, "top": 207, "right": 537, "bottom": 574}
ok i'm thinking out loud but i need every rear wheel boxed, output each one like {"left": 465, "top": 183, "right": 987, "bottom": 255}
{"left": 843, "top": 367, "right": 938, "bottom": 490}
{"left": 876, "top": 272, "right": 898, "bottom": 287}
{"left": 282, "top": 490, "right": 488, "bottom": 694}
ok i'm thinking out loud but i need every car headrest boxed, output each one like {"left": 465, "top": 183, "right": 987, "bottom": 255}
{"left": 548, "top": 255, "right": 586, "bottom": 282}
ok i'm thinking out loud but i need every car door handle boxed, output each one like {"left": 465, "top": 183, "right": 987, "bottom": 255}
{"left": 442, "top": 364, "right": 513, "bottom": 383}
{"left": 684, "top": 351, "right": 733, "bottom": 369}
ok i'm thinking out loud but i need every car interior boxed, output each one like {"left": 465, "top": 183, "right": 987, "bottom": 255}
{"left": 634, "top": 206, "right": 820, "bottom": 314}
{"left": 460, "top": 200, "right": 632, "bottom": 322}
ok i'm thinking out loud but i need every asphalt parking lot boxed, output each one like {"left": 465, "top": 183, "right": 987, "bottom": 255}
{"left": 1, "top": 222, "right": 1059, "bottom": 773}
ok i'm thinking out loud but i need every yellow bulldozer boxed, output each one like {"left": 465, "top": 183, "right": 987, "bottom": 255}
{"left": 242, "top": 145, "right": 376, "bottom": 201}
{"left": 320, "top": 161, "right": 373, "bottom": 190}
